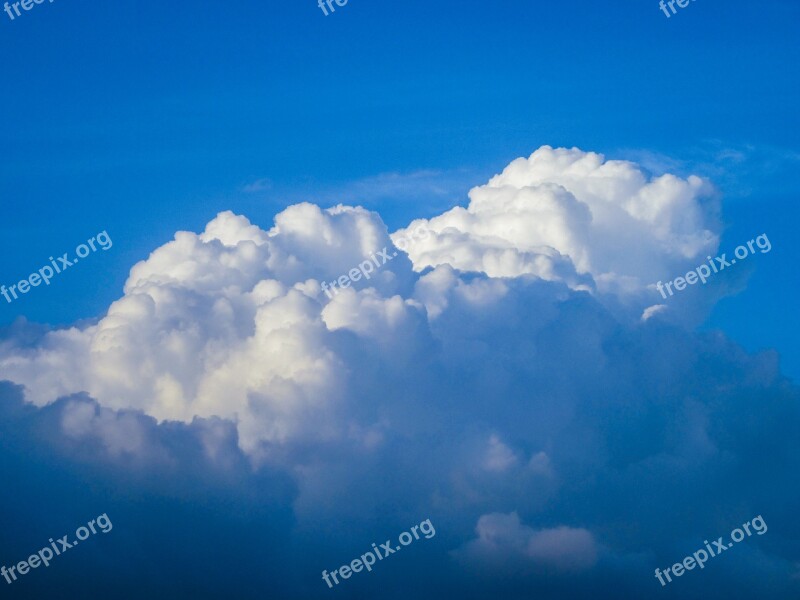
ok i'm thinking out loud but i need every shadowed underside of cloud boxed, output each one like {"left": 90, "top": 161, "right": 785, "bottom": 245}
{"left": 0, "top": 146, "right": 798, "bottom": 599}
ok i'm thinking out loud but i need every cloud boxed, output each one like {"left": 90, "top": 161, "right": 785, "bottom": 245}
{"left": 453, "top": 512, "right": 598, "bottom": 572}
{"left": 250, "top": 168, "right": 483, "bottom": 216}
{"left": 620, "top": 141, "right": 800, "bottom": 199}
{"left": 0, "top": 146, "right": 798, "bottom": 598}
{"left": 326, "top": 169, "right": 473, "bottom": 206}
{"left": 483, "top": 434, "right": 518, "bottom": 472}
{"left": 241, "top": 178, "right": 273, "bottom": 193}
{"left": 393, "top": 146, "right": 720, "bottom": 305}
{"left": 0, "top": 382, "right": 299, "bottom": 599}
{"left": 0, "top": 203, "right": 421, "bottom": 457}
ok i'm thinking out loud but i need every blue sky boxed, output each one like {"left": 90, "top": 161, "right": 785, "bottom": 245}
{"left": 2, "top": 0, "right": 798, "bottom": 374}
{"left": 1, "top": 1, "right": 799, "bottom": 598}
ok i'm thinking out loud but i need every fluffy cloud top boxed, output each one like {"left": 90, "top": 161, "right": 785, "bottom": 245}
{"left": 0, "top": 203, "right": 424, "bottom": 456}
{"left": 394, "top": 145, "right": 719, "bottom": 299}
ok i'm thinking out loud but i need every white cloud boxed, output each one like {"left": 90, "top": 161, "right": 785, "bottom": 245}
{"left": 0, "top": 146, "right": 773, "bottom": 473}
{"left": 0, "top": 147, "right": 796, "bottom": 598}
{"left": 394, "top": 146, "right": 720, "bottom": 304}
{"left": 0, "top": 204, "right": 421, "bottom": 456}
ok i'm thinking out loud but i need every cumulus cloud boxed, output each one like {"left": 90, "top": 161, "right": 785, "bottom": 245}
{"left": 453, "top": 512, "right": 598, "bottom": 572}
{"left": 393, "top": 145, "right": 720, "bottom": 305}
{"left": 0, "top": 147, "right": 725, "bottom": 450}
{"left": 0, "top": 146, "right": 797, "bottom": 599}
{"left": 0, "top": 203, "right": 421, "bottom": 456}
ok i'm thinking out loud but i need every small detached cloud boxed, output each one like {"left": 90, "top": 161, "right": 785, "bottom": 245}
{"left": 453, "top": 512, "right": 598, "bottom": 573}
{"left": 241, "top": 178, "right": 273, "bottom": 193}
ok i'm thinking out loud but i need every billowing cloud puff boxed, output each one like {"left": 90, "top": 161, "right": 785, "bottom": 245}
{"left": 0, "top": 203, "right": 422, "bottom": 456}
{"left": 393, "top": 145, "right": 720, "bottom": 302}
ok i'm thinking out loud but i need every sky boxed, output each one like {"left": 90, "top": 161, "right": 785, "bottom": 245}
{"left": 0, "top": 0, "right": 799, "bottom": 598}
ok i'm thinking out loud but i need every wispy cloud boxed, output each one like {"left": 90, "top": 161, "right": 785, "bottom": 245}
{"left": 241, "top": 178, "right": 273, "bottom": 193}
{"left": 242, "top": 168, "right": 486, "bottom": 215}
{"left": 619, "top": 141, "right": 800, "bottom": 198}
